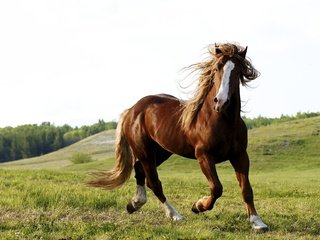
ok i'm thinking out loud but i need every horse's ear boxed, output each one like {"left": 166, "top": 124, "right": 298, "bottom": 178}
{"left": 215, "top": 46, "right": 223, "bottom": 55}
{"left": 239, "top": 46, "right": 248, "bottom": 58}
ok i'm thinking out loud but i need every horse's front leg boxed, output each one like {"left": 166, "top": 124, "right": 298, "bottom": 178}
{"left": 230, "top": 151, "right": 269, "bottom": 231}
{"left": 192, "top": 152, "right": 223, "bottom": 213}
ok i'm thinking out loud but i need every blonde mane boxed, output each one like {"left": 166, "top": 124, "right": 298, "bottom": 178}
{"left": 180, "top": 43, "right": 259, "bottom": 131}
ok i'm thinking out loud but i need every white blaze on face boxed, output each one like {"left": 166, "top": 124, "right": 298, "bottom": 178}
{"left": 215, "top": 61, "right": 235, "bottom": 107}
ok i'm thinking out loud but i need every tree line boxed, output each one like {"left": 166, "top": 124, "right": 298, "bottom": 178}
{"left": 0, "top": 112, "right": 318, "bottom": 163}
{"left": 0, "top": 120, "right": 116, "bottom": 162}
{"left": 243, "top": 112, "right": 320, "bottom": 129}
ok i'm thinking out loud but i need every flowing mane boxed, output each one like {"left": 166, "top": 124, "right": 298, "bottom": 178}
{"left": 180, "top": 43, "right": 260, "bottom": 131}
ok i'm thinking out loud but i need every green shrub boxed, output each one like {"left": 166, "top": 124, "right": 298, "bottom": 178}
{"left": 70, "top": 153, "right": 93, "bottom": 164}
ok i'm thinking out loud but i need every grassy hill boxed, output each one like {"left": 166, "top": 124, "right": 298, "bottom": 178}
{"left": 0, "top": 117, "right": 319, "bottom": 239}
{"left": 248, "top": 116, "right": 320, "bottom": 170}
{"left": 0, "top": 129, "right": 116, "bottom": 170}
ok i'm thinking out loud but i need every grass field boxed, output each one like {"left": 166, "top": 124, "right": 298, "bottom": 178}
{"left": 0, "top": 117, "right": 319, "bottom": 239}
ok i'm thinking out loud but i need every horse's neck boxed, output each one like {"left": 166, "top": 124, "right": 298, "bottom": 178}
{"left": 225, "top": 91, "right": 241, "bottom": 123}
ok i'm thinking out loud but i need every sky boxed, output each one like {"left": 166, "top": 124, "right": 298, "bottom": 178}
{"left": 0, "top": 0, "right": 319, "bottom": 127}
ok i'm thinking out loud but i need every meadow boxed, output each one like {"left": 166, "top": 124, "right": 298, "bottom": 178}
{"left": 0, "top": 117, "right": 319, "bottom": 239}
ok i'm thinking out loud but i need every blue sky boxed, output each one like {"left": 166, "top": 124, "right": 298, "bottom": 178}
{"left": 0, "top": 0, "right": 319, "bottom": 127}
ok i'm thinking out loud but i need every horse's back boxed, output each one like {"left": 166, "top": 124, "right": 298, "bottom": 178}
{"left": 137, "top": 94, "right": 180, "bottom": 108}
{"left": 123, "top": 94, "right": 194, "bottom": 159}
{"left": 127, "top": 94, "right": 181, "bottom": 119}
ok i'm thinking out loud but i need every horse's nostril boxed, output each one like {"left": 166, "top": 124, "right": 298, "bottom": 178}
{"left": 214, "top": 97, "right": 218, "bottom": 103}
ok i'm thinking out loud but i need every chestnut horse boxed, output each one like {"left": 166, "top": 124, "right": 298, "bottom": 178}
{"left": 89, "top": 43, "right": 268, "bottom": 231}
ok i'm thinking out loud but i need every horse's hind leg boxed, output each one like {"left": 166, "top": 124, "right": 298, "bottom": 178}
{"left": 230, "top": 151, "right": 268, "bottom": 231}
{"left": 127, "top": 160, "right": 147, "bottom": 214}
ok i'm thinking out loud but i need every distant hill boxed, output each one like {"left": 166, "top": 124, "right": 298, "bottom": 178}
{"left": 247, "top": 115, "right": 320, "bottom": 171}
{"left": 0, "top": 130, "right": 115, "bottom": 170}
{"left": 0, "top": 116, "right": 319, "bottom": 171}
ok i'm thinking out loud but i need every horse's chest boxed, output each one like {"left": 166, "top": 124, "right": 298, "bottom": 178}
{"left": 206, "top": 132, "right": 240, "bottom": 162}
{"left": 189, "top": 122, "right": 244, "bottom": 161}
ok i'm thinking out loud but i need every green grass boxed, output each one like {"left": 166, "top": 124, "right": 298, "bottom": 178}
{"left": 0, "top": 117, "right": 319, "bottom": 239}
{"left": 70, "top": 152, "right": 94, "bottom": 164}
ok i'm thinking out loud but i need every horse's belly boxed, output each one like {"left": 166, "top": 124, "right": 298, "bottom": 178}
{"left": 154, "top": 134, "right": 195, "bottom": 159}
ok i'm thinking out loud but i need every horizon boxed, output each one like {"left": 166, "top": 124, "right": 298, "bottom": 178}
{"left": 1, "top": 110, "right": 319, "bottom": 129}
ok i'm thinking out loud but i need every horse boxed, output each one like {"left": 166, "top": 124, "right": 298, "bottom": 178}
{"left": 88, "top": 43, "right": 268, "bottom": 231}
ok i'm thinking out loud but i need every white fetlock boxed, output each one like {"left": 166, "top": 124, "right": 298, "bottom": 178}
{"left": 163, "top": 200, "right": 183, "bottom": 221}
{"left": 132, "top": 185, "right": 147, "bottom": 209}
{"left": 250, "top": 215, "right": 269, "bottom": 231}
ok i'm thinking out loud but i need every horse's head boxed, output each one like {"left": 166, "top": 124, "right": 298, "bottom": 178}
{"left": 212, "top": 43, "right": 258, "bottom": 113}
{"left": 181, "top": 43, "right": 259, "bottom": 129}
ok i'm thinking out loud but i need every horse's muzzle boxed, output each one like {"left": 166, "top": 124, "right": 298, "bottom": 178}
{"left": 213, "top": 97, "right": 229, "bottom": 113}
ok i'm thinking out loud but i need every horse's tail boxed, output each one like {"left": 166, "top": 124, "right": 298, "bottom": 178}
{"left": 87, "top": 109, "right": 134, "bottom": 190}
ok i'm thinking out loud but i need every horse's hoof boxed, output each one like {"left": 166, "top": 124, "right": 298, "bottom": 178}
{"left": 253, "top": 226, "right": 269, "bottom": 232}
{"left": 252, "top": 223, "right": 269, "bottom": 232}
{"left": 191, "top": 203, "right": 200, "bottom": 214}
{"left": 171, "top": 214, "right": 184, "bottom": 221}
{"left": 250, "top": 215, "right": 269, "bottom": 232}
{"left": 126, "top": 202, "right": 136, "bottom": 214}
